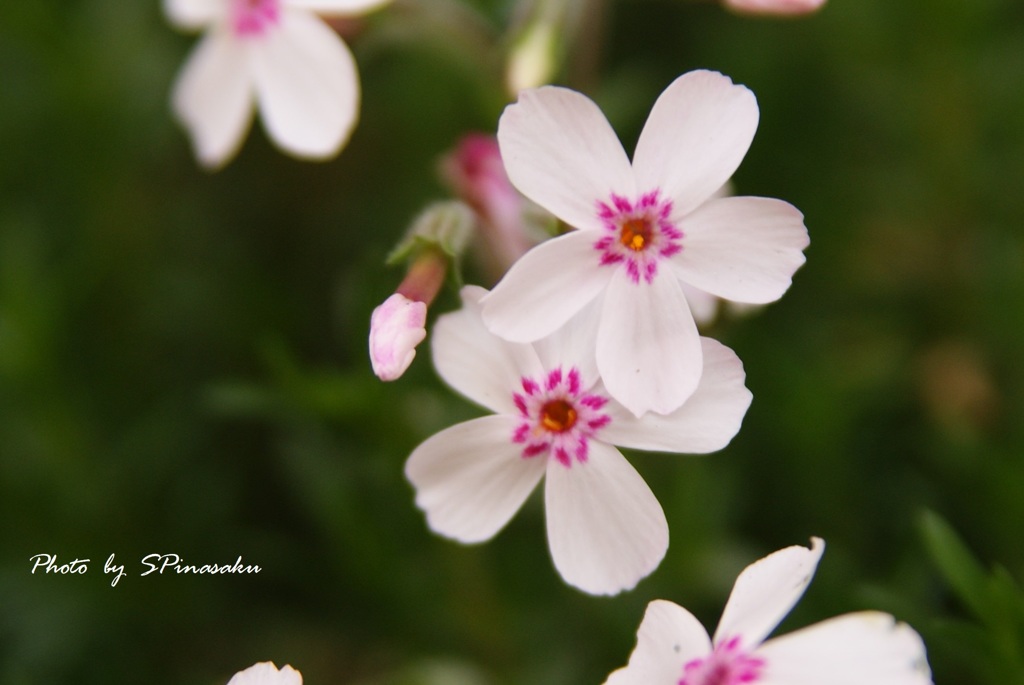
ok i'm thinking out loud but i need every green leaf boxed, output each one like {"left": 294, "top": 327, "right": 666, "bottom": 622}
{"left": 919, "top": 510, "right": 998, "bottom": 624}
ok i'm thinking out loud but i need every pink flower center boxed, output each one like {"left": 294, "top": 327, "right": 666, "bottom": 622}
{"left": 594, "top": 190, "right": 682, "bottom": 284}
{"left": 231, "top": 0, "right": 281, "bottom": 37}
{"left": 511, "top": 367, "right": 611, "bottom": 468}
{"left": 679, "top": 637, "right": 764, "bottom": 685}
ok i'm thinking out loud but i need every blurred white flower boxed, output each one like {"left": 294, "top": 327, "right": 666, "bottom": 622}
{"left": 481, "top": 70, "right": 809, "bottom": 417}
{"left": 723, "top": 0, "right": 827, "bottom": 16}
{"left": 369, "top": 293, "right": 428, "bottom": 381}
{"left": 227, "top": 662, "right": 302, "bottom": 685}
{"left": 165, "top": 0, "right": 390, "bottom": 168}
{"left": 405, "top": 286, "right": 751, "bottom": 595}
{"left": 604, "top": 538, "right": 933, "bottom": 685}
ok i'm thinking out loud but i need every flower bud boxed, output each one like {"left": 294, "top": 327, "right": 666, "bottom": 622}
{"left": 370, "top": 202, "right": 472, "bottom": 382}
{"left": 369, "top": 293, "right": 428, "bottom": 382}
{"left": 440, "top": 135, "right": 539, "bottom": 277}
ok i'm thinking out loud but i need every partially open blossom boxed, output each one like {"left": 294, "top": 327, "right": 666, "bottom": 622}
{"left": 604, "top": 538, "right": 933, "bottom": 685}
{"left": 723, "top": 0, "right": 826, "bottom": 16}
{"left": 369, "top": 293, "right": 428, "bottom": 381}
{"left": 369, "top": 247, "right": 448, "bottom": 382}
{"left": 369, "top": 202, "right": 475, "bottom": 381}
{"left": 405, "top": 286, "right": 752, "bottom": 595}
{"left": 482, "top": 70, "right": 809, "bottom": 417}
{"left": 164, "top": 0, "right": 391, "bottom": 168}
{"left": 227, "top": 662, "right": 302, "bottom": 685}
{"left": 440, "top": 134, "right": 548, "bottom": 282}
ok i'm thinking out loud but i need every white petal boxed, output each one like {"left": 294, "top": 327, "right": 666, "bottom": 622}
{"left": 171, "top": 30, "right": 254, "bottom": 169}
{"left": 596, "top": 268, "right": 702, "bottom": 417}
{"left": 604, "top": 600, "right": 713, "bottom": 685}
{"left": 531, "top": 294, "right": 603, "bottom": 388}
{"left": 673, "top": 196, "right": 809, "bottom": 304}
{"left": 285, "top": 0, "right": 392, "bottom": 13}
{"left": 481, "top": 230, "right": 609, "bottom": 343}
{"left": 497, "top": 86, "right": 634, "bottom": 232}
{"left": 544, "top": 441, "right": 668, "bottom": 595}
{"left": 633, "top": 71, "right": 759, "bottom": 216}
{"left": 405, "top": 416, "right": 547, "bottom": 544}
{"left": 251, "top": 11, "right": 359, "bottom": 159}
{"left": 227, "top": 661, "right": 303, "bottom": 685}
{"left": 432, "top": 286, "right": 544, "bottom": 414}
{"left": 714, "top": 537, "right": 825, "bottom": 647}
{"left": 601, "top": 338, "right": 751, "bottom": 453}
{"left": 164, "top": 0, "right": 223, "bottom": 30}
{"left": 757, "top": 612, "right": 933, "bottom": 685}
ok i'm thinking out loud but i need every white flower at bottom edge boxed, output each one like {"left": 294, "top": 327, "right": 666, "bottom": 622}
{"left": 604, "top": 538, "right": 934, "bottom": 685}
{"left": 227, "top": 661, "right": 302, "bottom": 685}
{"left": 404, "top": 285, "right": 752, "bottom": 596}
{"left": 165, "top": 0, "right": 391, "bottom": 168}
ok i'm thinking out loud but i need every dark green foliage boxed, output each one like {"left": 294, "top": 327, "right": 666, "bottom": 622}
{"left": 1, "top": 1, "right": 1023, "bottom": 684}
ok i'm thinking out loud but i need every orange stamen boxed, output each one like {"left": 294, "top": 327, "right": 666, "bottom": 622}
{"left": 619, "top": 218, "right": 651, "bottom": 251}
{"left": 540, "top": 400, "right": 578, "bottom": 433}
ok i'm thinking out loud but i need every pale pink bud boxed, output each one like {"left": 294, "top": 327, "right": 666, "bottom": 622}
{"left": 723, "top": 0, "right": 826, "bottom": 16}
{"left": 369, "top": 293, "right": 428, "bottom": 382}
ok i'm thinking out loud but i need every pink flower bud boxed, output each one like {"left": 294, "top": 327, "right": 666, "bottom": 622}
{"left": 723, "top": 0, "right": 826, "bottom": 16}
{"left": 369, "top": 293, "right": 428, "bottom": 381}
{"left": 440, "top": 134, "right": 538, "bottom": 281}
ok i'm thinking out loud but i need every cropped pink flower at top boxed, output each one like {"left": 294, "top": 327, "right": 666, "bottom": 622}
{"left": 440, "top": 134, "right": 540, "bottom": 279}
{"left": 405, "top": 286, "right": 752, "bottom": 595}
{"left": 164, "top": 0, "right": 391, "bottom": 168}
{"left": 604, "top": 539, "right": 933, "bottom": 685}
{"left": 723, "top": 0, "right": 827, "bottom": 17}
{"left": 481, "top": 70, "right": 809, "bottom": 417}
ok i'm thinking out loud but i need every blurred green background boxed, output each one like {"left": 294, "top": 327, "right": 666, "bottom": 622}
{"left": 2, "top": 0, "right": 1023, "bottom": 683}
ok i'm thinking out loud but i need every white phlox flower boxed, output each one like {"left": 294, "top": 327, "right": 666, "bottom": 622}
{"left": 227, "top": 661, "right": 302, "bottom": 685}
{"left": 481, "top": 70, "right": 809, "bottom": 417}
{"left": 165, "top": 0, "right": 391, "bottom": 168}
{"left": 604, "top": 538, "right": 934, "bottom": 685}
{"left": 405, "top": 286, "right": 753, "bottom": 596}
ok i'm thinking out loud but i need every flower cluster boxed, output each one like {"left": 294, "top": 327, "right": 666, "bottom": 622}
{"left": 403, "top": 69, "right": 807, "bottom": 595}
{"left": 162, "top": 1, "right": 934, "bottom": 683}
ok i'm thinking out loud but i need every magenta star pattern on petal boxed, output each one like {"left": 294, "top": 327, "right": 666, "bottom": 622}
{"left": 511, "top": 366, "right": 611, "bottom": 467}
{"left": 231, "top": 0, "right": 281, "bottom": 36}
{"left": 678, "top": 636, "right": 764, "bottom": 685}
{"left": 594, "top": 191, "right": 682, "bottom": 284}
